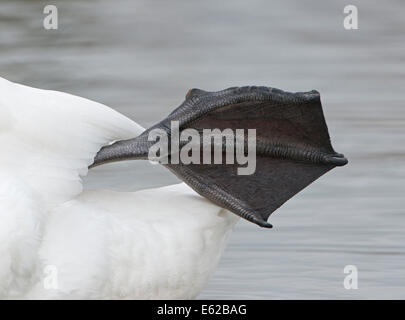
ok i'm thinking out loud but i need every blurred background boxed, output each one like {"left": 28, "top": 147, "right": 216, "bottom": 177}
{"left": 1, "top": 0, "right": 404, "bottom": 298}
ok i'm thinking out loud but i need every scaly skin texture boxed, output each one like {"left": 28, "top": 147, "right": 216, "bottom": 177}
{"left": 92, "top": 86, "right": 348, "bottom": 227}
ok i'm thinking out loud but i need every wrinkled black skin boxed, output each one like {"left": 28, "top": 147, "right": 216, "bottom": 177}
{"left": 92, "top": 86, "right": 348, "bottom": 228}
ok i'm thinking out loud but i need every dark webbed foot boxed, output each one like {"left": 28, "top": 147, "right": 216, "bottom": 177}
{"left": 93, "top": 86, "right": 348, "bottom": 228}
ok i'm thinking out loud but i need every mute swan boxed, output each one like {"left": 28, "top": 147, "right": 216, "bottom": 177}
{"left": 0, "top": 77, "right": 346, "bottom": 299}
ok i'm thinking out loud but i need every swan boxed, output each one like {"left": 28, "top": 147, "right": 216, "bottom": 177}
{"left": 0, "top": 76, "right": 347, "bottom": 299}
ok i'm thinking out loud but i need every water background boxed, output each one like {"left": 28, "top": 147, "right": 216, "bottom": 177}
{"left": 1, "top": 0, "right": 404, "bottom": 298}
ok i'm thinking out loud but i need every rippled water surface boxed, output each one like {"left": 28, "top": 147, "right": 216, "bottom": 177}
{"left": 1, "top": 0, "right": 404, "bottom": 299}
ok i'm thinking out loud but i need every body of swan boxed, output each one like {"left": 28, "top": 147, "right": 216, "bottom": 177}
{"left": 0, "top": 77, "right": 238, "bottom": 299}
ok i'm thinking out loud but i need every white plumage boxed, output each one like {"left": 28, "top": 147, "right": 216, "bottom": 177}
{"left": 0, "top": 77, "right": 238, "bottom": 299}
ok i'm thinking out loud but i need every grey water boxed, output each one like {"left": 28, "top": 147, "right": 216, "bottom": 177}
{"left": 1, "top": 0, "right": 404, "bottom": 299}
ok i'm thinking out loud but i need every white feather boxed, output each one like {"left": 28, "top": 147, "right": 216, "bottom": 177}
{"left": 0, "top": 77, "right": 143, "bottom": 208}
{"left": 0, "top": 77, "right": 239, "bottom": 299}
